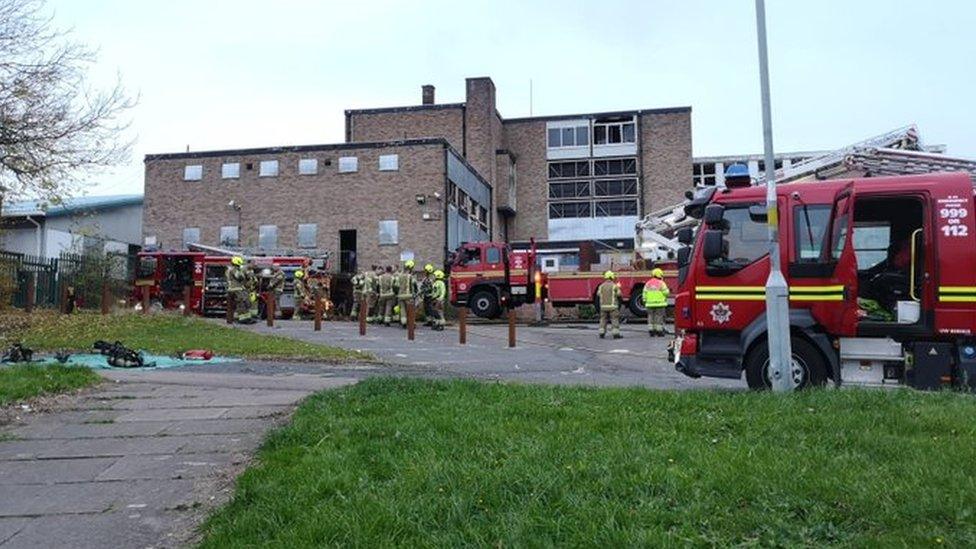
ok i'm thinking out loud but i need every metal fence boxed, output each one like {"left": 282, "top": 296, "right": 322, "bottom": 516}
{"left": 0, "top": 251, "right": 137, "bottom": 311}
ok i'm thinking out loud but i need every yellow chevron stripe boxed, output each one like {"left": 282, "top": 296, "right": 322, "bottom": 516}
{"left": 696, "top": 294, "right": 765, "bottom": 301}
{"left": 791, "top": 285, "right": 846, "bottom": 292}
{"left": 789, "top": 295, "right": 844, "bottom": 302}
{"left": 939, "top": 286, "right": 976, "bottom": 293}
{"left": 696, "top": 286, "right": 764, "bottom": 292}
{"left": 940, "top": 296, "right": 976, "bottom": 302}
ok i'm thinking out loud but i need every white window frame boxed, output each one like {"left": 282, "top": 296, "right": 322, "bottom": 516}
{"left": 593, "top": 118, "right": 637, "bottom": 145}
{"left": 338, "top": 156, "right": 358, "bottom": 173}
{"left": 378, "top": 154, "right": 399, "bottom": 171}
{"left": 183, "top": 165, "right": 202, "bottom": 181}
{"left": 298, "top": 158, "right": 318, "bottom": 175}
{"left": 259, "top": 160, "right": 279, "bottom": 177}
{"left": 546, "top": 120, "right": 590, "bottom": 149}
{"left": 258, "top": 224, "right": 278, "bottom": 250}
{"left": 221, "top": 162, "right": 240, "bottom": 179}
{"left": 182, "top": 227, "right": 201, "bottom": 248}
{"left": 219, "top": 225, "right": 239, "bottom": 246}
{"left": 378, "top": 219, "right": 398, "bottom": 245}
{"left": 297, "top": 223, "right": 317, "bottom": 249}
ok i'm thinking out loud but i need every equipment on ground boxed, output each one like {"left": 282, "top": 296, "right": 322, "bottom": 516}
{"left": 93, "top": 340, "right": 154, "bottom": 368}
{"left": 1, "top": 344, "right": 34, "bottom": 363}
{"left": 670, "top": 171, "right": 976, "bottom": 391}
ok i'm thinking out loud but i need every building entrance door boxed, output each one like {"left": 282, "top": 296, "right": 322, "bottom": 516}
{"left": 339, "top": 230, "right": 357, "bottom": 273}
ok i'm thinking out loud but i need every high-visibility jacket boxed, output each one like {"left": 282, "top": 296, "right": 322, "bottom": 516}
{"left": 226, "top": 265, "right": 252, "bottom": 292}
{"left": 431, "top": 279, "right": 446, "bottom": 302}
{"left": 351, "top": 273, "right": 365, "bottom": 295}
{"left": 597, "top": 280, "right": 621, "bottom": 311}
{"left": 396, "top": 272, "right": 417, "bottom": 299}
{"left": 378, "top": 273, "right": 395, "bottom": 298}
{"left": 643, "top": 278, "right": 670, "bottom": 308}
{"left": 363, "top": 272, "right": 377, "bottom": 295}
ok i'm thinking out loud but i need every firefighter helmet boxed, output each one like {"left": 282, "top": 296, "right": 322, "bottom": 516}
{"left": 424, "top": 263, "right": 435, "bottom": 274}
{"left": 651, "top": 268, "right": 664, "bottom": 279}
{"left": 294, "top": 270, "right": 305, "bottom": 279}
{"left": 434, "top": 270, "right": 445, "bottom": 280}
{"left": 604, "top": 270, "right": 616, "bottom": 280}
{"left": 231, "top": 256, "right": 244, "bottom": 266}
{"left": 404, "top": 260, "right": 415, "bottom": 270}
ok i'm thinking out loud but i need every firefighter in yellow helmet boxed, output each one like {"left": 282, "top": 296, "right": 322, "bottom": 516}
{"left": 292, "top": 269, "right": 311, "bottom": 318}
{"left": 430, "top": 269, "right": 447, "bottom": 330}
{"left": 643, "top": 267, "right": 670, "bottom": 337}
{"left": 396, "top": 260, "right": 418, "bottom": 327}
{"left": 597, "top": 270, "right": 622, "bottom": 339}
{"left": 421, "top": 263, "right": 436, "bottom": 326}
{"left": 377, "top": 265, "right": 396, "bottom": 326}
{"left": 226, "top": 256, "right": 257, "bottom": 324}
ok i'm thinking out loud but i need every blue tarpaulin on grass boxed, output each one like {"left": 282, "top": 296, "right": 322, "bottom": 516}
{"left": 32, "top": 353, "right": 241, "bottom": 370}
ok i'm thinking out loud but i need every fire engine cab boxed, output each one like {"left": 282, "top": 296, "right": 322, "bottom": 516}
{"left": 671, "top": 172, "right": 976, "bottom": 390}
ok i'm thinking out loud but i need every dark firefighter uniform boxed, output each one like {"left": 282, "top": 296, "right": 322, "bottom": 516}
{"left": 597, "top": 270, "right": 622, "bottom": 339}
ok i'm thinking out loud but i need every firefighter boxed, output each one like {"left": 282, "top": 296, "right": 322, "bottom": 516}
{"left": 430, "top": 269, "right": 447, "bottom": 331}
{"left": 597, "top": 270, "right": 622, "bottom": 339}
{"left": 366, "top": 265, "right": 381, "bottom": 322}
{"left": 226, "top": 256, "right": 257, "bottom": 324}
{"left": 266, "top": 264, "right": 285, "bottom": 317}
{"left": 643, "top": 267, "right": 670, "bottom": 337}
{"left": 377, "top": 265, "right": 396, "bottom": 326}
{"left": 421, "top": 263, "right": 435, "bottom": 326}
{"left": 350, "top": 269, "right": 365, "bottom": 320}
{"left": 396, "top": 260, "right": 419, "bottom": 327}
{"left": 293, "top": 269, "right": 310, "bottom": 317}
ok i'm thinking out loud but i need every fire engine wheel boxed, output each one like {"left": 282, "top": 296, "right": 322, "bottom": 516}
{"left": 469, "top": 290, "right": 501, "bottom": 319}
{"left": 744, "top": 336, "right": 828, "bottom": 391}
{"left": 627, "top": 290, "right": 647, "bottom": 318}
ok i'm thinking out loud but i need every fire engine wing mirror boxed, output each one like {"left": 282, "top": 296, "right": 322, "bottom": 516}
{"left": 676, "top": 227, "right": 694, "bottom": 246}
{"left": 748, "top": 204, "right": 768, "bottom": 223}
{"left": 677, "top": 246, "right": 691, "bottom": 267}
{"left": 703, "top": 204, "right": 725, "bottom": 226}
{"left": 702, "top": 230, "right": 726, "bottom": 262}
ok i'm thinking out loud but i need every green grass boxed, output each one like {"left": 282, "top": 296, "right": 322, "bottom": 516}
{"left": 0, "top": 364, "right": 101, "bottom": 406}
{"left": 12, "top": 311, "right": 367, "bottom": 362}
{"left": 201, "top": 379, "right": 976, "bottom": 547}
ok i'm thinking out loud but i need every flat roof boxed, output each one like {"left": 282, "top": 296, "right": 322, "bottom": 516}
{"left": 344, "top": 103, "right": 465, "bottom": 116}
{"left": 144, "top": 137, "right": 449, "bottom": 162}
{"left": 2, "top": 194, "right": 143, "bottom": 218}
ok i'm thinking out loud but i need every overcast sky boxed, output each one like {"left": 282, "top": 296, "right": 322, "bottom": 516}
{"left": 47, "top": 0, "right": 976, "bottom": 197}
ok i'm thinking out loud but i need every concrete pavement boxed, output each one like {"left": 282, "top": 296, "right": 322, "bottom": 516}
{"left": 0, "top": 369, "right": 356, "bottom": 548}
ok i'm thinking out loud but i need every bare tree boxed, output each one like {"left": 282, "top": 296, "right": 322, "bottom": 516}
{"left": 0, "top": 0, "right": 134, "bottom": 206}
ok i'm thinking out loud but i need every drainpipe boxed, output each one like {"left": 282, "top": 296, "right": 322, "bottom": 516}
{"left": 26, "top": 215, "right": 42, "bottom": 257}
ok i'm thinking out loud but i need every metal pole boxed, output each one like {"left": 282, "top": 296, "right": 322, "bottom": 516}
{"left": 508, "top": 308, "right": 516, "bottom": 348}
{"left": 265, "top": 293, "right": 275, "bottom": 327}
{"left": 458, "top": 307, "right": 467, "bottom": 345}
{"left": 407, "top": 301, "right": 416, "bottom": 341}
{"left": 314, "top": 291, "right": 323, "bottom": 331}
{"left": 755, "top": 0, "right": 793, "bottom": 392}
{"left": 358, "top": 299, "right": 367, "bottom": 336}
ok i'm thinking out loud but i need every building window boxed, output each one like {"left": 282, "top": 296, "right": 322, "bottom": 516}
{"left": 548, "top": 161, "right": 590, "bottom": 179}
{"left": 457, "top": 189, "right": 469, "bottom": 217}
{"left": 594, "top": 199, "right": 638, "bottom": 217}
{"left": 297, "top": 223, "right": 317, "bottom": 248}
{"left": 693, "top": 163, "right": 718, "bottom": 186}
{"left": 593, "top": 117, "right": 636, "bottom": 145}
{"left": 259, "top": 160, "right": 279, "bottom": 177}
{"left": 548, "top": 181, "right": 590, "bottom": 199}
{"left": 379, "top": 154, "right": 399, "bottom": 171}
{"left": 378, "top": 220, "right": 398, "bottom": 245}
{"left": 338, "top": 156, "right": 358, "bottom": 173}
{"left": 183, "top": 165, "right": 202, "bottom": 181}
{"left": 299, "top": 158, "right": 318, "bottom": 175}
{"left": 593, "top": 158, "right": 637, "bottom": 176}
{"left": 219, "top": 225, "right": 239, "bottom": 247}
{"left": 182, "top": 227, "right": 200, "bottom": 248}
{"left": 258, "top": 225, "right": 278, "bottom": 249}
{"left": 478, "top": 206, "right": 488, "bottom": 230}
{"left": 549, "top": 202, "right": 592, "bottom": 219}
{"left": 593, "top": 179, "right": 638, "bottom": 197}
{"left": 547, "top": 125, "right": 590, "bottom": 148}
{"left": 221, "top": 162, "right": 240, "bottom": 179}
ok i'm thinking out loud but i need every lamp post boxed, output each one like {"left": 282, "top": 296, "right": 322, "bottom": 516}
{"left": 755, "top": 0, "right": 793, "bottom": 392}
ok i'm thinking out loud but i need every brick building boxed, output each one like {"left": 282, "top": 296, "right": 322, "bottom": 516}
{"left": 143, "top": 76, "right": 693, "bottom": 272}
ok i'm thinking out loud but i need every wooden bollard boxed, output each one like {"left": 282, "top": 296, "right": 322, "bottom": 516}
{"left": 407, "top": 301, "right": 415, "bottom": 341}
{"left": 265, "top": 293, "right": 275, "bottom": 327}
{"left": 358, "top": 299, "right": 367, "bottom": 336}
{"left": 226, "top": 293, "right": 235, "bottom": 324}
{"left": 508, "top": 308, "right": 516, "bottom": 348}
{"left": 313, "top": 292, "right": 323, "bottom": 331}
{"left": 141, "top": 285, "right": 150, "bottom": 315}
{"left": 183, "top": 285, "right": 192, "bottom": 316}
{"left": 101, "top": 281, "right": 110, "bottom": 315}
{"left": 458, "top": 307, "right": 467, "bottom": 345}
{"left": 25, "top": 276, "right": 35, "bottom": 314}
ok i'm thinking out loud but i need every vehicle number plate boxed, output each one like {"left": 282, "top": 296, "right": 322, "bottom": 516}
{"left": 510, "top": 286, "right": 527, "bottom": 295}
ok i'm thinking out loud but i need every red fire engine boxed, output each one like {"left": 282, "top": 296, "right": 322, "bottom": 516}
{"left": 133, "top": 251, "right": 307, "bottom": 317}
{"left": 448, "top": 240, "right": 678, "bottom": 319}
{"left": 670, "top": 172, "right": 976, "bottom": 390}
